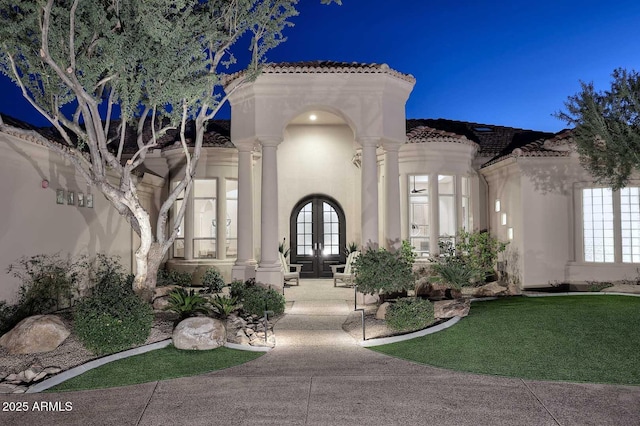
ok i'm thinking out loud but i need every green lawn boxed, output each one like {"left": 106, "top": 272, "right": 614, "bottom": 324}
{"left": 48, "top": 346, "right": 263, "bottom": 392}
{"left": 371, "top": 295, "right": 640, "bottom": 385}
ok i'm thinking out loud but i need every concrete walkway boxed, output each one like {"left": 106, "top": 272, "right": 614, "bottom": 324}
{"left": 1, "top": 279, "right": 639, "bottom": 425}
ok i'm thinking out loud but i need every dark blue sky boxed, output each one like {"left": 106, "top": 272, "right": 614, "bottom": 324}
{"left": 2, "top": 0, "right": 639, "bottom": 132}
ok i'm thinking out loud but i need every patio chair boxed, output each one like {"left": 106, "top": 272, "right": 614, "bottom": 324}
{"left": 331, "top": 251, "right": 360, "bottom": 287}
{"left": 279, "top": 252, "right": 302, "bottom": 287}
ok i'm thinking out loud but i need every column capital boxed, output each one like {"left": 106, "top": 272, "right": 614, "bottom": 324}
{"left": 257, "top": 136, "right": 283, "bottom": 148}
{"left": 233, "top": 138, "right": 257, "bottom": 152}
{"left": 358, "top": 136, "right": 380, "bottom": 148}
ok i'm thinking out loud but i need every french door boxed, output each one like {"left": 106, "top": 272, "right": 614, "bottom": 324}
{"left": 290, "top": 196, "right": 346, "bottom": 278}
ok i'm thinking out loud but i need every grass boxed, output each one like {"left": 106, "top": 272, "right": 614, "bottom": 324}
{"left": 371, "top": 295, "right": 640, "bottom": 385}
{"left": 47, "top": 345, "right": 263, "bottom": 392}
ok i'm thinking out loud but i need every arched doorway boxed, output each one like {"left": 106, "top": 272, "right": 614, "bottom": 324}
{"left": 290, "top": 195, "right": 346, "bottom": 278}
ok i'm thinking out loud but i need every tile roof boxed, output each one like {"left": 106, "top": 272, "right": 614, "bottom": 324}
{"left": 406, "top": 125, "right": 479, "bottom": 149}
{"left": 224, "top": 60, "right": 416, "bottom": 85}
{"left": 1, "top": 113, "right": 570, "bottom": 167}
{"left": 406, "top": 118, "right": 554, "bottom": 156}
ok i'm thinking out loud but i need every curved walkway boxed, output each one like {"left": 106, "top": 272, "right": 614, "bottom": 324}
{"left": 1, "top": 280, "right": 639, "bottom": 425}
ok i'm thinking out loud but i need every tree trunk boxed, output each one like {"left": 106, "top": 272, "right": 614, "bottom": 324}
{"left": 131, "top": 205, "right": 157, "bottom": 302}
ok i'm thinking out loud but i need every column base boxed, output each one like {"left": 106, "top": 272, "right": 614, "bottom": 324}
{"left": 232, "top": 261, "right": 257, "bottom": 282}
{"left": 255, "top": 265, "right": 284, "bottom": 292}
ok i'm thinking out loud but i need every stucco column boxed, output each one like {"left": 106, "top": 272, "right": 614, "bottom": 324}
{"left": 361, "top": 137, "right": 379, "bottom": 249}
{"left": 255, "top": 138, "right": 283, "bottom": 290}
{"left": 429, "top": 173, "right": 440, "bottom": 256}
{"left": 232, "top": 144, "right": 257, "bottom": 281}
{"left": 216, "top": 178, "right": 227, "bottom": 260}
{"left": 383, "top": 141, "right": 402, "bottom": 250}
{"left": 455, "top": 175, "right": 463, "bottom": 233}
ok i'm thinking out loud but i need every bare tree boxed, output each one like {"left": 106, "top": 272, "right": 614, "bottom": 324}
{"left": 0, "top": 0, "right": 340, "bottom": 300}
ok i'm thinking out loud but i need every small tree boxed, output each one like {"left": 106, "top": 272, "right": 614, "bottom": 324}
{"left": 557, "top": 68, "right": 640, "bottom": 190}
{"left": 0, "top": 0, "right": 341, "bottom": 301}
{"left": 352, "top": 247, "right": 414, "bottom": 296}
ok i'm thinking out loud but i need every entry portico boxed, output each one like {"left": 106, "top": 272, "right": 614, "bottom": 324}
{"left": 226, "top": 62, "right": 416, "bottom": 289}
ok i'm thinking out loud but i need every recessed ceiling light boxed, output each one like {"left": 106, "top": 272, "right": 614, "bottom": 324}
{"left": 309, "top": 114, "right": 317, "bottom": 121}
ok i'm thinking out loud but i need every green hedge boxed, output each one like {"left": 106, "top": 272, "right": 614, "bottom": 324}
{"left": 385, "top": 297, "right": 434, "bottom": 332}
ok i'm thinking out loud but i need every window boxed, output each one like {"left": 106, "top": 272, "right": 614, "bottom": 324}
{"left": 621, "top": 187, "right": 640, "bottom": 263}
{"left": 296, "top": 202, "right": 313, "bottom": 256}
{"left": 579, "top": 186, "right": 640, "bottom": 263}
{"left": 409, "top": 175, "right": 430, "bottom": 256}
{"left": 323, "top": 202, "right": 340, "bottom": 256}
{"left": 194, "top": 179, "right": 217, "bottom": 259}
{"left": 582, "top": 188, "right": 614, "bottom": 262}
{"left": 461, "top": 177, "right": 470, "bottom": 231}
{"left": 172, "top": 184, "right": 185, "bottom": 258}
{"left": 439, "top": 175, "right": 456, "bottom": 246}
{"left": 226, "top": 179, "right": 238, "bottom": 257}
{"left": 495, "top": 199, "right": 501, "bottom": 212}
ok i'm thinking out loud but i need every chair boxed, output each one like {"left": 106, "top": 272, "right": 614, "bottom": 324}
{"left": 331, "top": 251, "right": 360, "bottom": 287}
{"left": 279, "top": 252, "right": 302, "bottom": 287}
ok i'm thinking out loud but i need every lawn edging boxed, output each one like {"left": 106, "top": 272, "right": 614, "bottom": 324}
{"left": 27, "top": 339, "right": 272, "bottom": 393}
{"left": 523, "top": 291, "right": 640, "bottom": 298}
{"left": 359, "top": 316, "right": 460, "bottom": 347}
{"left": 27, "top": 339, "right": 173, "bottom": 393}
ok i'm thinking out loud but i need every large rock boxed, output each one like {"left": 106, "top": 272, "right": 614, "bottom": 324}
{"left": 375, "top": 302, "right": 390, "bottom": 320}
{"left": 0, "top": 315, "right": 70, "bottom": 355}
{"left": 153, "top": 296, "right": 170, "bottom": 311}
{"left": 415, "top": 280, "right": 461, "bottom": 300}
{"left": 434, "top": 299, "right": 471, "bottom": 319}
{"left": 153, "top": 285, "right": 179, "bottom": 299}
{"left": 172, "top": 317, "right": 226, "bottom": 350}
{"left": 472, "top": 281, "right": 512, "bottom": 297}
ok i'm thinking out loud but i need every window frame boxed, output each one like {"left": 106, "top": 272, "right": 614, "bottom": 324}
{"left": 576, "top": 183, "right": 640, "bottom": 264}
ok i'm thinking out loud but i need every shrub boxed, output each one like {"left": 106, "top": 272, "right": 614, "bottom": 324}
{"left": 454, "top": 230, "right": 508, "bottom": 283}
{"left": 400, "top": 239, "right": 417, "bottom": 268}
{"left": 7, "top": 253, "right": 87, "bottom": 317}
{"left": 230, "top": 278, "right": 256, "bottom": 300}
{"left": 74, "top": 259, "right": 153, "bottom": 355}
{"left": 0, "top": 301, "right": 18, "bottom": 335}
{"left": 385, "top": 297, "right": 435, "bottom": 332}
{"left": 240, "top": 285, "right": 285, "bottom": 317}
{"left": 352, "top": 248, "right": 414, "bottom": 295}
{"left": 164, "top": 288, "right": 211, "bottom": 320}
{"left": 157, "top": 268, "right": 193, "bottom": 287}
{"left": 201, "top": 268, "right": 225, "bottom": 294}
{"left": 210, "top": 295, "right": 239, "bottom": 319}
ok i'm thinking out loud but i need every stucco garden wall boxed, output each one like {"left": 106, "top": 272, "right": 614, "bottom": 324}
{"left": 0, "top": 134, "right": 143, "bottom": 302}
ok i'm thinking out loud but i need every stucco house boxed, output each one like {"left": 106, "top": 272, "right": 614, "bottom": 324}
{"left": 1, "top": 61, "right": 638, "bottom": 301}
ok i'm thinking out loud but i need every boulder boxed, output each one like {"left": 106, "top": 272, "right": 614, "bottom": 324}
{"left": 153, "top": 296, "right": 170, "bottom": 311}
{"left": 172, "top": 317, "right": 226, "bottom": 350}
{"left": 434, "top": 299, "right": 471, "bottom": 319}
{"left": 153, "top": 285, "right": 179, "bottom": 300}
{"left": 416, "top": 281, "right": 461, "bottom": 300}
{"left": 375, "top": 302, "right": 390, "bottom": 320}
{"left": 0, "top": 315, "right": 70, "bottom": 355}
{"left": 472, "top": 281, "right": 511, "bottom": 297}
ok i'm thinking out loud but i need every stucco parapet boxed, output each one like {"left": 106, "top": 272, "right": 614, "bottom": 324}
{"left": 223, "top": 61, "right": 416, "bottom": 87}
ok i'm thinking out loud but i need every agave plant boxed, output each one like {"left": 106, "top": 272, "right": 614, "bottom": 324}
{"left": 210, "top": 295, "right": 239, "bottom": 319}
{"left": 430, "top": 261, "right": 479, "bottom": 290}
{"left": 164, "top": 288, "right": 211, "bottom": 320}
